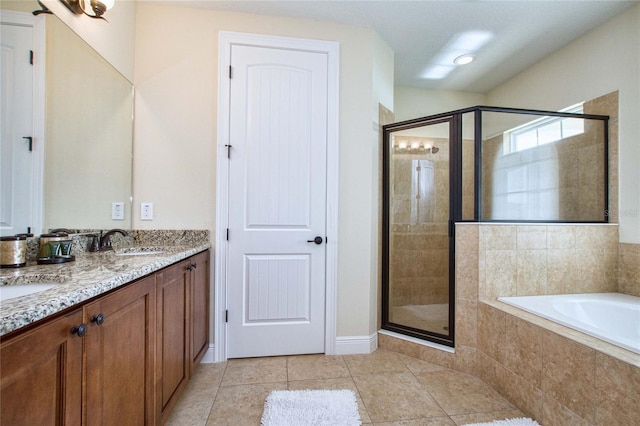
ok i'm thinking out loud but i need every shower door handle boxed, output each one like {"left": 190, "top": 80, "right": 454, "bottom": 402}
{"left": 307, "top": 236, "right": 324, "bottom": 245}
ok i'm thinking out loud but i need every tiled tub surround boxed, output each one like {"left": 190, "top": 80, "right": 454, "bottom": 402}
{"left": 478, "top": 299, "right": 640, "bottom": 425}
{"left": 0, "top": 230, "right": 210, "bottom": 336}
{"left": 380, "top": 223, "right": 640, "bottom": 425}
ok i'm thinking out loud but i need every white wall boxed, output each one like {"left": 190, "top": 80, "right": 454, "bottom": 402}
{"left": 392, "top": 86, "right": 486, "bottom": 140}
{"left": 40, "top": 0, "right": 136, "bottom": 81}
{"left": 394, "top": 86, "right": 486, "bottom": 122}
{"left": 1, "top": 1, "right": 36, "bottom": 12}
{"left": 487, "top": 4, "right": 640, "bottom": 243}
{"left": 133, "top": 3, "right": 394, "bottom": 342}
{"left": 370, "top": 32, "right": 395, "bottom": 334}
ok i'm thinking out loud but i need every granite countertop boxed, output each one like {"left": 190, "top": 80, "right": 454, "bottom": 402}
{"left": 0, "top": 242, "right": 210, "bottom": 337}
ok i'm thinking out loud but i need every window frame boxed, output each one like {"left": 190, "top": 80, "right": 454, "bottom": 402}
{"left": 507, "top": 104, "right": 585, "bottom": 154}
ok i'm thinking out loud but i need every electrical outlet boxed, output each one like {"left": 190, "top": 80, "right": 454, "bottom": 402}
{"left": 112, "top": 202, "right": 125, "bottom": 220}
{"left": 141, "top": 202, "right": 153, "bottom": 221}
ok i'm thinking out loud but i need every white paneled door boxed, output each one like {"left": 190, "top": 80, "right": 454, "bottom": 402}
{"left": 0, "top": 23, "right": 34, "bottom": 236}
{"left": 226, "top": 43, "right": 329, "bottom": 358}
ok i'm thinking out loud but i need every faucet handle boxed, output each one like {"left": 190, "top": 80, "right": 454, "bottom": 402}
{"left": 88, "top": 234, "right": 100, "bottom": 252}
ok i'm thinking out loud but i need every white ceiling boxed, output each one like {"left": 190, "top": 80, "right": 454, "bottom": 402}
{"left": 149, "top": 0, "right": 638, "bottom": 92}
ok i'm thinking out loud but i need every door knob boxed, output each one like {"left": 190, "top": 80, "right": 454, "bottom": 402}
{"left": 307, "top": 236, "right": 323, "bottom": 245}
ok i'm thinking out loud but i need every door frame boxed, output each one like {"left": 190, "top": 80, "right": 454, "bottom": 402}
{"left": 214, "top": 31, "right": 339, "bottom": 362}
{"left": 1, "top": 11, "right": 46, "bottom": 236}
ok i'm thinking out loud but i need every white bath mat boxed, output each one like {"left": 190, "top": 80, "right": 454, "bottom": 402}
{"left": 261, "top": 389, "right": 361, "bottom": 426}
{"left": 464, "top": 418, "right": 540, "bottom": 426}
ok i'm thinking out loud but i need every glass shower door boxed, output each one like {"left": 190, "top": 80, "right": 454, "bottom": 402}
{"left": 382, "top": 116, "right": 455, "bottom": 345}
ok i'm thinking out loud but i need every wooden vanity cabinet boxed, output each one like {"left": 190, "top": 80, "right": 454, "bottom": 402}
{"left": 0, "top": 250, "right": 209, "bottom": 425}
{"left": 156, "top": 260, "right": 190, "bottom": 423}
{"left": 188, "top": 250, "right": 210, "bottom": 375}
{"left": 0, "top": 308, "right": 84, "bottom": 426}
{"left": 156, "top": 250, "right": 210, "bottom": 423}
{"left": 84, "top": 274, "right": 156, "bottom": 425}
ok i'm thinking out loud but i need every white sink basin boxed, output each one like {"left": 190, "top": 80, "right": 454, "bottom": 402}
{"left": 0, "top": 284, "right": 57, "bottom": 302}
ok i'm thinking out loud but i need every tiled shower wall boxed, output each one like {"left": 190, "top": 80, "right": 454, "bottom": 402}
{"left": 619, "top": 243, "right": 640, "bottom": 296}
{"left": 390, "top": 224, "right": 449, "bottom": 305}
{"left": 388, "top": 137, "right": 476, "bottom": 307}
{"left": 480, "top": 91, "right": 618, "bottom": 223}
{"left": 475, "top": 224, "right": 619, "bottom": 298}
{"left": 389, "top": 138, "right": 451, "bottom": 307}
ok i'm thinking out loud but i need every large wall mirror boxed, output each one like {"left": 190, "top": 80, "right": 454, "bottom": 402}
{"left": 1, "top": 3, "right": 133, "bottom": 234}
{"left": 44, "top": 14, "right": 133, "bottom": 230}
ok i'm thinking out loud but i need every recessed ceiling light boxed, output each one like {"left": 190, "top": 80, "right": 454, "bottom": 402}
{"left": 421, "top": 31, "right": 491, "bottom": 80}
{"left": 454, "top": 54, "right": 475, "bottom": 65}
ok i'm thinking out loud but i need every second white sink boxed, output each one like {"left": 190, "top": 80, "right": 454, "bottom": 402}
{"left": 0, "top": 284, "right": 57, "bottom": 302}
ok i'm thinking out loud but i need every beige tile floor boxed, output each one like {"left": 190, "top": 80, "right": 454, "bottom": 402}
{"left": 166, "top": 349, "right": 526, "bottom": 426}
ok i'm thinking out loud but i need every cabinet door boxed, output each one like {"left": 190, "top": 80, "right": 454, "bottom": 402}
{"left": 85, "top": 275, "right": 156, "bottom": 426}
{"left": 0, "top": 309, "right": 84, "bottom": 426}
{"left": 156, "top": 261, "right": 189, "bottom": 422}
{"left": 188, "top": 250, "right": 210, "bottom": 375}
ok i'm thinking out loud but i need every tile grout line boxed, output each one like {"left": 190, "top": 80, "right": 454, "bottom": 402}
{"left": 343, "top": 355, "right": 374, "bottom": 424}
{"left": 399, "top": 352, "right": 457, "bottom": 425}
{"left": 204, "top": 361, "right": 229, "bottom": 425}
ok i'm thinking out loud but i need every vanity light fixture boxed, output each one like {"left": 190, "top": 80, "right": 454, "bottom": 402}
{"left": 394, "top": 140, "right": 440, "bottom": 154}
{"left": 33, "top": 0, "right": 53, "bottom": 15}
{"left": 59, "top": 0, "right": 114, "bottom": 19}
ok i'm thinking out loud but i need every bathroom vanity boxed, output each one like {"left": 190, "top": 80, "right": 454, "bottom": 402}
{"left": 0, "top": 238, "right": 210, "bottom": 425}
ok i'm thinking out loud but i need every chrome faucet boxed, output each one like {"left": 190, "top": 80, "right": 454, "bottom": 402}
{"left": 89, "top": 229, "right": 129, "bottom": 252}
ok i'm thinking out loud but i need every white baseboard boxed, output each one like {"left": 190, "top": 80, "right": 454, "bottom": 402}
{"left": 200, "top": 344, "right": 216, "bottom": 363}
{"left": 334, "top": 333, "right": 378, "bottom": 355}
{"left": 205, "top": 335, "right": 378, "bottom": 361}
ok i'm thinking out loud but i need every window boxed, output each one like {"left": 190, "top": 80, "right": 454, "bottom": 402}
{"left": 508, "top": 104, "right": 584, "bottom": 153}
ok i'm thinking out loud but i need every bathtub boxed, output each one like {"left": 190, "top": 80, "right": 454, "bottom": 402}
{"left": 498, "top": 293, "right": 640, "bottom": 354}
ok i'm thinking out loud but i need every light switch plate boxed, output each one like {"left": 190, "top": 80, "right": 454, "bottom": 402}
{"left": 141, "top": 202, "right": 153, "bottom": 221}
{"left": 112, "top": 202, "right": 125, "bottom": 220}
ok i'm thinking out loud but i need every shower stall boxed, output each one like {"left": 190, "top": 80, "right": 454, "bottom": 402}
{"left": 382, "top": 105, "right": 609, "bottom": 347}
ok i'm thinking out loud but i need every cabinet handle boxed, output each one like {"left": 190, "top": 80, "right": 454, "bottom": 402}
{"left": 191, "top": 263, "right": 197, "bottom": 270}
{"left": 71, "top": 323, "right": 87, "bottom": 337}
{"left": 91, "top": 313, "right": 105, "bottom": 326}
